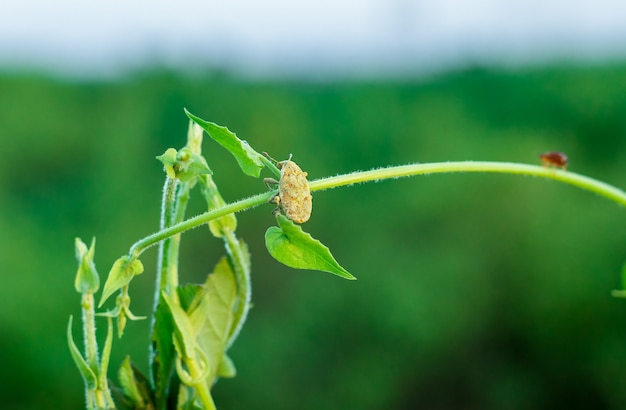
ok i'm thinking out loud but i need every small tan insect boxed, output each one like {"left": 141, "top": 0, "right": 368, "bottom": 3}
{"left": 264, "top": 153, "right": 312, "bottom": 224}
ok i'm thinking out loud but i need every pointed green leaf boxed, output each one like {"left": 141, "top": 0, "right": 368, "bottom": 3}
{"left": 99, "top": 256, "right": 144, "bottom": 307}
{"left": 217, "top": 354, "right": 237, "bottom": 379}
{"left": 67, "top": 316, "right": 97, "bottom": 389}
{"left": 186, "top": 120, "right": 204, "bottom": 154}
{"left": 189, "top": 257, "right": 238, "bottom": 386}
{"left": 74, "top": 237, "right": 99, "bottom": 294}
{"left": 265, "top": 214, "right": 356, "bottom": 280}
{"left": 185, "top": 109, "right": 265, "bottom": 177}
{"left": 178, "top": 284, "right": 203, "bottom": 311}
{"left": 151, "top": 294, "right": 176, "bottom": 408}
{"left": 118, "top": 356, "right": 146, "bottom": 408}
{"left": 114, "top": 358, "right": 154, "bottom": 410}
{"left": 156, "top": 148, "right": 178, "bottom": 179}
{"left": 177, "top": 388, "right": 205, "bottom": 410}
{"left": 162, "top": 292, "right": 197, "bottom": 359}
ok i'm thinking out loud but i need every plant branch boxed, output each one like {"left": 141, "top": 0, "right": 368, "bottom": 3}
{"left": 310, "top": 161, "right": 626, "bottom": 206}
{"left": 186, "top": 358, "right": 217, "bottom": 410}
{"left": 129, "top": 191, "right": 275, "bottom": 259}
{"left": 154, "top": 177, "right": 178, "bottom": 306}
{"left": 129, "top": 161, "right": 625, "bottom": 260}
{"left": 82, "top": 293, "right": 99, "bottom": 370}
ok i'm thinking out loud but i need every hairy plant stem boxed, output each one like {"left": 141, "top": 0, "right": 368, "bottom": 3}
{"left": 82, "top": 293, "right": 99, "bottom": 372}
{"left": 149, "top": 176, "right": 178, "bottom": 393}
{"left": 81, "top": 293, "right": 101, "bottom": 409}
{"left": 166, "top": 181, "right": 192, "bottom": 298}
{"left": 154, "top": 177, "right": 178, "bottom": 309}
{"left": 312, "top": 161, "right": 626, "bottom": 205}
{"left": 130, "top": 191, "right": 274, "bottom": 259}
{"left": 129, "top": 161, "right": 626, "bottom": 259}
{"left": 81, "top": 293, "right": 114, "bottom": 409}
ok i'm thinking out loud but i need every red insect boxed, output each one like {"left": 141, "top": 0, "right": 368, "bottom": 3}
{"left": 539, "top": 151, "right": 568, "bottom": 170}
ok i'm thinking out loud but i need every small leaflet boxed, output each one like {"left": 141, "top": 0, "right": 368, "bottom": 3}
{"left": 185, "top": 109, "right": 265, "bottom": 178}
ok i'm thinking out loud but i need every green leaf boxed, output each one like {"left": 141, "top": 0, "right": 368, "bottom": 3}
{"left": 151, "top": 294, "right": 176, "bottom": 408}
{"left": 156, "top": 148, "right": 178, "bottom": 179}
{"left": 177, "top": 388, "right": 205, "bottom": 410}
{"left": 154, "top": 264, "right": 238, "bottom": 394}
{"left": 178, "top": 284, "right": 203, "bottom": 311}
{"left": 67, "top": 316, "right": 98, "bottom": 389}
{"left": 99, "top": 256, "right": 144, "bottom": 307}
{"left": 118, "top": 356, "right": 146, "bottom": 408}
{"left": 185, "top": 109, "right": 265, "bottom": 177}
{"left": 217, "top": 354, "right": 237, "bottom": 379}
{"left": 74, "top": 237, "right": 99, "bottom": 294}
{"left": 114, "top": 357, "right": 154, "bottom": 410}
{"left": 265, "top": 214, "right": 356, "bottom": 280}
{"left": 186, "top": 120, "right": 204, "bottom": 154}
{"left": 162, "top": 292, "right": 197, "bottom": 360}
{"left": 189, "top": 257, "right": 238, "bottom": 386}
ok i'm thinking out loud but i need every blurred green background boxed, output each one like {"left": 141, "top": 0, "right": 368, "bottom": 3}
{"left": 1, "top": 65, "right": 625, "bottom": 409}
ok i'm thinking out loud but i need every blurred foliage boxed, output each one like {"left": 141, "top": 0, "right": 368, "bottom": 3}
{"left": 0, "top": 64, "right": 625, "bottom": 409}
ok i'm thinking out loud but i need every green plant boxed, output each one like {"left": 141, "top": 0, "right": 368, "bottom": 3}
{"left": 68, "top": 109, "right": 626, "bottom": 410}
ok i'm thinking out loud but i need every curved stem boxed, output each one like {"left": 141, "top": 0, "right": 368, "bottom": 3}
{"left": 129, "top": 161, "right": 625, "bottom": 259}
{"left": 186, "top": 359, "right": 217, "bottom": 410}
{"left": 310, "top": 161, "right": 626, "bottom": 206}
{"left": 129, "top": 191, "right": 275, "bottom": 259}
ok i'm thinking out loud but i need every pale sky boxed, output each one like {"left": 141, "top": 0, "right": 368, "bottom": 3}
{"left": 1, "top": 0, "right": 626, "bottom": 78}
